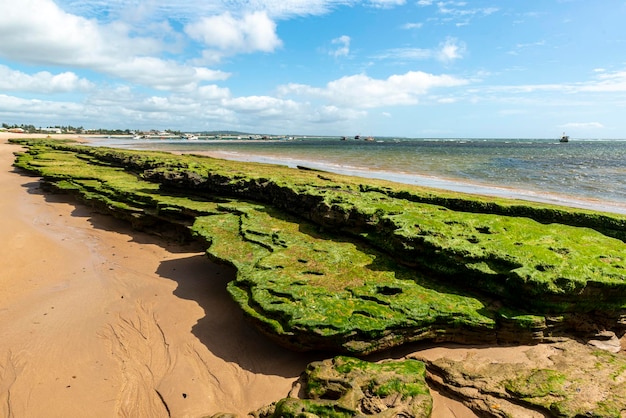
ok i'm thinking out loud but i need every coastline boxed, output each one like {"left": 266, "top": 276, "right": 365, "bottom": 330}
{"left": 189, "top": 149, "right": 626, "bottom": 215}
{"left": 0, "top": 134, "right": 316, "bottom": 416}
{"left": 83, "top": 135, "right": 626, "bottom": 215}
{"left": 0, "top": 134, "right": 479, "bottom": 416}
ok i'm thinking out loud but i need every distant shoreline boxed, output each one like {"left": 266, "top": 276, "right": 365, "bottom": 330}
{"left": 180, "top": 148, "right": 626, "bottom": 215}
{"left": 6, "top": 132, "right": 626, "bottom": 215}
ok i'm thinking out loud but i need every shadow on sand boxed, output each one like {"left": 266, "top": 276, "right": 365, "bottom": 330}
{"left": 25, "top": 177, "right": 319, "bottom": 378}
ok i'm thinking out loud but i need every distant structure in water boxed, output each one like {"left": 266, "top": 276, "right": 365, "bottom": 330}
{"left": 559, "top": 132, "right": 569, "bottom": 143}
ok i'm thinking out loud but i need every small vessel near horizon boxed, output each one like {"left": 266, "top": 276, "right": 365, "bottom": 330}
{"left": 559, "top": 132, "right": 569, "bottom": 143}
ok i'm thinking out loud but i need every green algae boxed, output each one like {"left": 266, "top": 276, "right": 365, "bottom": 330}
{"left": 10, "top": 138, "right": 626, "bottom": 354}
{"left": 261, "top": 356, "right": 432, "bottom": 417}
{"left": 192, "top": 202, "right": 495, "bottom": 352}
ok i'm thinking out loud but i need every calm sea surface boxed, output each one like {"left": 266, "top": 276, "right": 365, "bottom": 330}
{"left": 89, "top": 136, "right": 626, "bottom": 214}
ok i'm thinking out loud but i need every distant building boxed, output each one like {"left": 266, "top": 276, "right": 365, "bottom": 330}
{"left": 42, "top": 128, "right": 63, "bottom": 134}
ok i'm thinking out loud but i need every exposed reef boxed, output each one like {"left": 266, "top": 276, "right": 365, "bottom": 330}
{"left": 253, "top": 356, "right": 432, "bottom": 417}
{"left": 10, "top": 139, "right": 626, "bottom": 355}
{"left": 10, "top": 138, "right": 626, "bottom": 417}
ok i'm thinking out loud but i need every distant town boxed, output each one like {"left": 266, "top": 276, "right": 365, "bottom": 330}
{"left": 0, "top": 122, "right": 255, "bottom": 137}
{"left": 1, "top": 123, "right": 372, "bottom": 142}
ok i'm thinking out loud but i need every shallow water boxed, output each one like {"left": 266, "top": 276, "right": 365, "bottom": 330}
{"left": 88, "top": 136, "right": 626, "bottom": 214}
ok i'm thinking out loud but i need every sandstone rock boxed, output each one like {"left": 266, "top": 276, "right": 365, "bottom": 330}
{"left": 588, "top": 330, "right": 622, "bottom": 353}
{"left": 415, "top": 339, "right": 626, "bottom": 417}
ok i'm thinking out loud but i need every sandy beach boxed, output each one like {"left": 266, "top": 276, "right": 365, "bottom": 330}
{"left": 0, "top": 133, "right": 478, "bottom": 417}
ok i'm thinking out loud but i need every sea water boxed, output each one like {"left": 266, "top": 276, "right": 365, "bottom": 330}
{"left": 89, "top": 136, "right": 626, "bottom": 214}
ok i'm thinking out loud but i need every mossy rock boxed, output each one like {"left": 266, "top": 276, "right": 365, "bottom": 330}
{"left": 192, "top": 202, "right": 496, "bottom": 353}
{"left": 10, "top": 139, "right": 626, "bottom": 354}
{"left": 258, "top": 356, "right": 432, "bottom": 418}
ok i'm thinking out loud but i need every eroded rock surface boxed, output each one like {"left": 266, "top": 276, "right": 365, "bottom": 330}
{"left": 415, "top": 339, "right": 626, "bottom": 417}
{"left": 11, "top": 140, "right": 626, "bottom": 355}
{"left": 254, "top": 356, "right": 433, "bottom": 418}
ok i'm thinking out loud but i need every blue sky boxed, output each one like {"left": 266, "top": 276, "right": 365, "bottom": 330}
{"left": 1, "top": 0, "right": 626, "bottom": 138}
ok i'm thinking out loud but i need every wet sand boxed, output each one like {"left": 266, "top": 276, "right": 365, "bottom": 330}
{"left": 0, "top": 134, "right": 477, "bottom": 417}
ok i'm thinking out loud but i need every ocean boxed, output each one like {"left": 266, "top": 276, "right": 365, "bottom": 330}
{"left": 88, "top": 136, "right": 626, "bottom": 214}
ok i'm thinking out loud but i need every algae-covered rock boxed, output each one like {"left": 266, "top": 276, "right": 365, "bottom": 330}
{"left": 419, "top": 339, "right": 626, "bottom": 417}
{"left": 256, "top": 356, "right": 432, "bottom": 418}
{"left": 9, "top": 139, "right": 626, "bottom": 355}
{"left": 191, "top": 202, "right": 498, "bottom": 353}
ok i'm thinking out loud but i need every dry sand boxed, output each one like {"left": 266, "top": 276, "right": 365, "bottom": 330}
{"left": 0, "top": 133, "right": 477, "bottom": 417}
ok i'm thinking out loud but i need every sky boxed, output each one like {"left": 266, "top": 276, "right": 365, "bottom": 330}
{"left": 1, "top": 1, "right": 626, "bottom": 138}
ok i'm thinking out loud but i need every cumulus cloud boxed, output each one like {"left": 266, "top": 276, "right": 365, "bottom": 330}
{"left": 223, "top": 95, "right": 299, "bottom": 117}
{"left": 0, "top": 66, "right": 93, "bottom": 93}
{"left": 0, "top": 94, "right": 87, "bottom": 125}
{"left": 0, "top": 0, "right": 229, "bottom": 90}
{"left": 104, "top": 58, "right": 230, "bottom": 90}
{"left": 185, "top": 11, "right": 282, "bottom": 60}
{"left": 278, "top": 71, "right": 468, "bottom": 108}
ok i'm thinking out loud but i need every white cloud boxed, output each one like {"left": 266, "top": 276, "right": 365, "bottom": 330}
{"left": 437, "top": 37, "right": 466, "bottom": 63}
{"left": 311, "top": 105, "right": 366, "bottom": 123}
{"left": 0, "top": 66, "right": 93, "bottom": 93}
{"left": 560, "top": 122, "right": 604, "bottom": 129}
{"left": 428, "top": 2, "right": 499, "bottom": 26}
{"left": 0, "top": 94, "right": 86, "bottom": 124}
{"left": 373, "top": 38, "right": 465, "bottom": 63}
{"left": 185, "top": 11, "right": 282, "bottom": 62}
{"left": 402, "top": 22, "right": 424, "bottom": 29}
{"left": 104, "top": 58, "right": 230, "bottom": 90}
{"left": 57, "top": 0, "right": 353, "bottom": 21}
{"left": 278, "top": 71, "right": 469, "bottom": 108}
{"left": 0, "top": 0, "right": 104, "bottom": 64}
{"left": 223, "top": 95, "right": 299, "bottom": 117}
{"left": 368, "top": 0, "right": 406, "bottom": 8}
{"left": 580, "top": 70, "right": 626, "bottom": 92}
{"left": 485, "top": 69, "right": 626, "bottom": 95}
{"left": 0, "top": 0, "right": 229, "bottom": 90}
{"left": 331, "top": 35, "right": 351, "bottom": 58}
{"left": 373, "top": 47, "right": 432, "bottom": 61}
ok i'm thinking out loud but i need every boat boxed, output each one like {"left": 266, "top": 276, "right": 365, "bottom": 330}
{"left": 354, "top": 135, "right": 361, "bottom": 140}
{"left": 181, "top": 133, "right": 199, "bottom": 140}
{"left": 364, "top": 136, "right": 375, "bottom": 142}
{"left": 559, "top": 132, "right": 569, "bottom": 143}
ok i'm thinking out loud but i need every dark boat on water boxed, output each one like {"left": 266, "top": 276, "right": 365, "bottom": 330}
{"left": 560, "top": 132, "right": 569, "bottom": 143}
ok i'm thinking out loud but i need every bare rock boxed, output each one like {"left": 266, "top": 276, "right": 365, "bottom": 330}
{"left": 415, "top": 339, "right": 626, "bottom": 417}
{"left": 588, "top": 330, "right": 622, "bottom": 353}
